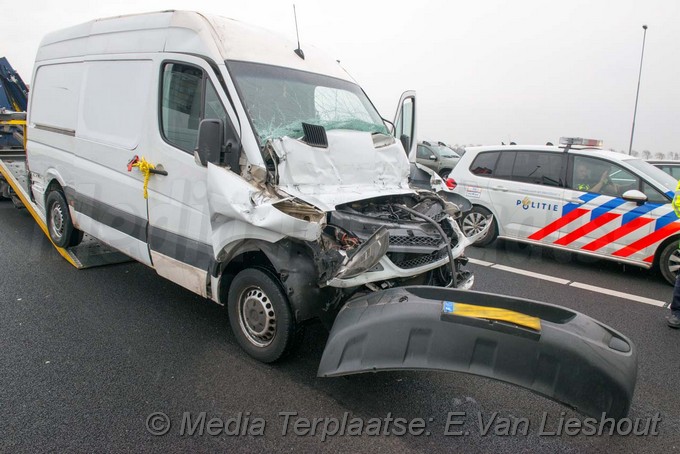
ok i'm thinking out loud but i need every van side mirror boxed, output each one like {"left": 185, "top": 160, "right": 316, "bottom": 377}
{"left": 195, "top": 119, "right": 224, "bottom": 166}
{"left": 429, "top": 154, "right": 437, "bottom": 161}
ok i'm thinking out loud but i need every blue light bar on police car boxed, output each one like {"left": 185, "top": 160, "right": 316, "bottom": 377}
{"left": 559, "top": 137, "right": 603, "bottom": 147}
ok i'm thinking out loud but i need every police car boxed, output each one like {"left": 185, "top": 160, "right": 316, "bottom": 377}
{"left": 447, "top": 137, "right": 680, "bottom": 284}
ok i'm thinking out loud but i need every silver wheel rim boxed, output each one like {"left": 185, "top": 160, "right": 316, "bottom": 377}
{"left": 238, "top": 286, "right": 276, "bottom": 348}
{"left": 50, "top": 204, "right": 65, "bottom": 240}
{"left": 462, "top": 212, "right": 488, "bottom": 238}
{"left": 668, "top": 249, "right": 680, "bottom": 278}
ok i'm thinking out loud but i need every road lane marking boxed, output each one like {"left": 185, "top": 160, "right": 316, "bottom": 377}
{"left": 489, "top": 264, "right": 572, "bottom": 285}
{"left": 468, "top": 258, "right": 494, "bottom": 267}
{"left": 569, "top": 282, "right": 665, "bottom": 307}
{"left": 467, "top": 258, "right": 667, "bottom": 307}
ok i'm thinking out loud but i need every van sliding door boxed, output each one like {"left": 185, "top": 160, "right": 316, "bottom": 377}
{"left": 72, "top": 59, "right": 155, "bottom": 266}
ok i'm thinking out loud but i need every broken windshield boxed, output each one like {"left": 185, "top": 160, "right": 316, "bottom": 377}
{"left": 227, "top": 61, "right": 389, "bottom": 143}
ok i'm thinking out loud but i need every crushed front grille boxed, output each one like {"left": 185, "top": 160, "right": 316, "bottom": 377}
{"left": 390, "top": 248, "right": 448, "bottom": 269}
{"left": 389, "top": 235, "right": 442, "bottom": 247}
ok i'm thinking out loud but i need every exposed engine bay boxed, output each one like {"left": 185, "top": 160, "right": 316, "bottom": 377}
{"left": 320, "top": 191, "right": 473, "bottom": 290}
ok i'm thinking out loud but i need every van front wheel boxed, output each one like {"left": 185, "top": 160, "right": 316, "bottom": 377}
{"left": 46, "top": 190, "right": 83, "bottom": 248}
{"left": 227, "top": 268, "right": 302, "bottom": 362}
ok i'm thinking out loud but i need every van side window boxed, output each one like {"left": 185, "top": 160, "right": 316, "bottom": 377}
{"left": 469, "top": 151, "right": 499, "bottom": 176}
{"left": 204, "top": 80, "right": 228, "bottom": 125}
{"left": 161, "top": 63, "right": 204, "bottom": 151}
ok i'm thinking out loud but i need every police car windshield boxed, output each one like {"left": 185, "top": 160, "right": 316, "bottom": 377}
{"left": 627, "top": 159, "right": 677, "bottom": 191}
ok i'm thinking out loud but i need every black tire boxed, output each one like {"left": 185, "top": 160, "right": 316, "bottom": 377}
{"left": 227, "top": 268, "right": 303, "bottom": 363}
{"left": 657, "top": 240, "right": 680, "bottom": 285}
{"left": 0, "top": 176, "right": 10, "bottom": 200}
{"left": 460, "top": 205, "right": 497, "bottom": 247}
{"left": 438, "top": 169, "right": 451, "bottom": 179}
{"left": 46, "top": 190, "right": 83, "bottom": 248}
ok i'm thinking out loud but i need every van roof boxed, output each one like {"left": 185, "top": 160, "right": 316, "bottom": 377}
{"left": 36, "top": 10, "right": 353, "bottom": 82}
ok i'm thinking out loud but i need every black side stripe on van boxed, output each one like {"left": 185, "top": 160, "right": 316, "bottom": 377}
{"left": 66, "top": 188, "right": 147, "bottom": 242}
{"left": 33, "top": 123, "right": 76, "bottom": 137}
{"left": 64, "top": 188, "right": 213, "bottom": 270}
{"left": 148, "top": 225, "right": 214, "bottom": 271}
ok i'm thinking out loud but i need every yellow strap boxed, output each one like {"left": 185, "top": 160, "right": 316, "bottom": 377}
{"left": 446, "top": 302, "right": 541, "bottom": 331}
{"left": 132, "top": 156, "right": 155, "bottom": 199}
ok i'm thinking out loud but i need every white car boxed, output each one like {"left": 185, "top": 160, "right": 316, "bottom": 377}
{"left": 448, "top": 138, "right": 680, "bottom": 284}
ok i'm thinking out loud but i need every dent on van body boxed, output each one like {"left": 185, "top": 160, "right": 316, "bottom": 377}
{"left": 206, "top": 164, "right": 325, "bottom": 256}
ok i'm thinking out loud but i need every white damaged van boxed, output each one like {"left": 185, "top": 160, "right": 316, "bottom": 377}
{"left": 27, "top": 10, "right": 478, "bottom": 360}
{"left": 24, "top": 11, "right": 640, "bottom": 419}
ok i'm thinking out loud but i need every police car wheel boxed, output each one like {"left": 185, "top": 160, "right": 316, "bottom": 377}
{"left": 461, "top": 206, "right": 497, "bottom": 247}
{"left": 227, "top": 268, "right": 303, "bottom": 363}
{"left": 658, "top": 240, "right": 680, "bottom": 285}
{"left": 46, "top": 190, "right": 83, "bottom": 248}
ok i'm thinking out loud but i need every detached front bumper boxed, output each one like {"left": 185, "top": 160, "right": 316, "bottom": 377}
{"left": 318, "top": 286, "right": 637, "bottom": 419}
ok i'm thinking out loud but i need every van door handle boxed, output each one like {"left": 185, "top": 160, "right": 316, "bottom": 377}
{"left": 127, "top": 156, "right": 168, "bottom": 176}
{"left": 567, "top": 198, "right": 584, "bottom": 204}
{"left": 491, "top": 185, "right": 508, "bottom": 192}
{"left": 149, "top": 166, "right": 168, "bottom": 176}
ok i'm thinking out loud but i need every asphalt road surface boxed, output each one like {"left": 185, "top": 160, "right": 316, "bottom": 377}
{"left": 1, "top": 201, "right": 679, "bottom": 453}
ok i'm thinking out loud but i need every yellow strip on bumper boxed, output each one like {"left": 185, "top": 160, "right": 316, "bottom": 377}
{"left": 443, "top": 301, "right": 541, "bottom": 331}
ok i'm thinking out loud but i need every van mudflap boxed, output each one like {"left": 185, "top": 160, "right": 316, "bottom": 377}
{"left": 318, "top": 286, "right": 637, "bottom": 419}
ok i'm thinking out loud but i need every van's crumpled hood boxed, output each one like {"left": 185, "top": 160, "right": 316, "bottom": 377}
{"left": 271, "top": 131, "right": 413, "bottom": 211}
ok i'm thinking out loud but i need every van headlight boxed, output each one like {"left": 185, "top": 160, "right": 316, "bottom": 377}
{"left": 272, "top": 198, "right": 326, "bottom": 223}
{"left": 334, "top": 228, "right": 389, "bottom": 279}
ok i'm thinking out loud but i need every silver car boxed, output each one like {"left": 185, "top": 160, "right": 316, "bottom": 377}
{"left": 416, "top": 141, "right": 460, "bottom": 178}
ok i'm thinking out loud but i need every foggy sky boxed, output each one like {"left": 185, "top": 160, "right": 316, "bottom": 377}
{"left": 3, "top": 0, "right": 678, "bottom": 155}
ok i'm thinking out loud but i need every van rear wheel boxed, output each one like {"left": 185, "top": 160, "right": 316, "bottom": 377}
{"left": 227, "top": 268, "right": 303, "bottom": 363}
{"left": 46, "top": 190, "right": 83, "bottom": 248}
